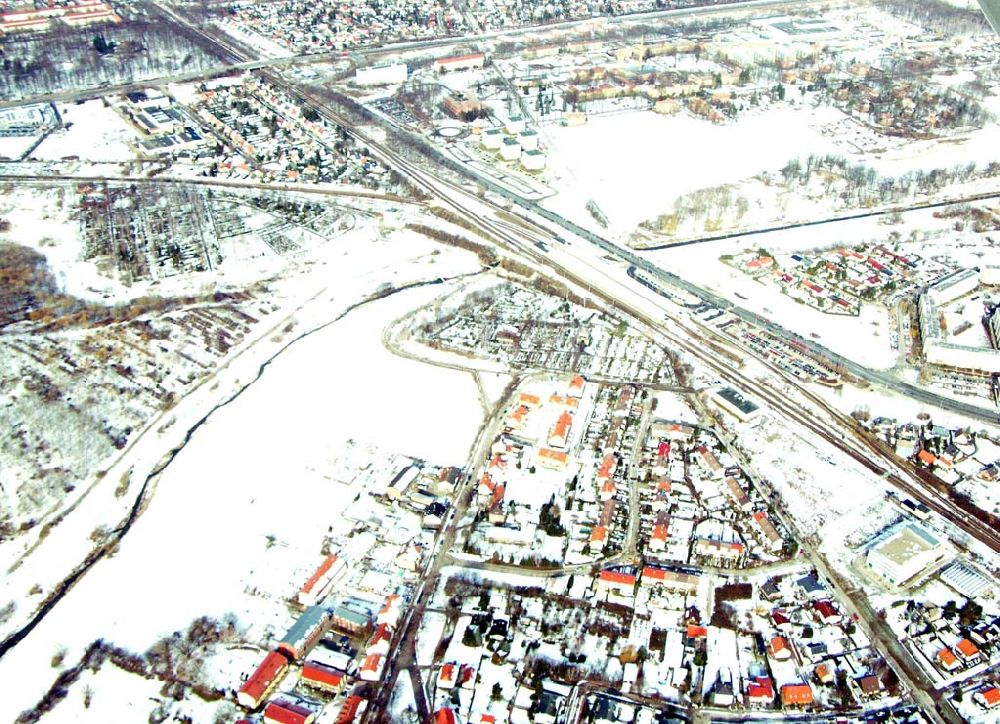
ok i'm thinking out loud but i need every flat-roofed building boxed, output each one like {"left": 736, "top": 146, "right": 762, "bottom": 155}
{"left": 940, "top": 560, "right": 993, "bottom": 599}
{"left": 866, "top": 522, "right": 948, "bottom": 586}
{"left": 355, "top": 63, "right": 408, "bottom": 86}
{"left": 712, "top": 386, "right": 761, "bottom": 421}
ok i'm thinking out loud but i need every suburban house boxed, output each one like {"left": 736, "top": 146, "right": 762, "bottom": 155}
{"left": 781, "top": 683, "right": 814, "bottom": 707}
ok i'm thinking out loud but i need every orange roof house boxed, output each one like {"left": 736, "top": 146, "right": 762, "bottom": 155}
{"left": 686, "top": 624, "right": 708, "bottom": 639}
{"left": 957, "top": 638, "right": 980, "bottom": 660}
{"left": 599, "top": 570, "right": 636, "bottom": 585}
{"left": 489, "top": 484, "right": 505, "bottom": 511}
{"left": 264, "top": 700, "right": 314, "bottom": 724}
{"left": 937, "top": 647, "right": 960, "bottom": 671}
{"left": 642, "top": 566, "right": 666, "bottom": 582}
{"left": 781, "top": 684, "right": 814, "bottom": 706}
{"left": 537, "top": 447, "right": 569, "bottom": 470}
{"left": 519, "top": 392, "right": 541, "bottom": 407}
{"left": 437, "top": 662, "right": 458, "bottom": 689}
{"left": 857, "top": 674, "right": 881, "bottom": 697}
{"left": 298, "top": 554, "right": 343, "bottom": 606}
{"left": 478, "top": 472, "right": 496, "bottom": 495}
{"left": 367, "top": 623, "right": 393, "bottom": 654}
{"left": 434, "top": 709, "right": 457, "bottom": 724}
{"left": 549, "top": 394, "right": 579, "bottom": 409}
{"left": 651, "top": 522, "right": 668, "bottom": 542}
{"left": 815, "top": 663, "right": 834, "bottom": 684}
{"left": 237, "top": 651, "right": 289, "bottom": 709}
{"left": 590, "top": 525, "right": 608, "bottom": 545}
{"left": 334, "top": 695, "right": 365, "bottom": 724}
{"left": 917, "top": 449, "right": 937, "bottom": 466}
{"left": 596, "top": 569, "right": 636, "bottom": 598}
{"left": 377, "top": 595, "right": 401, "bottom": 626}
{"left": 768, "top": 636, "right": 791, "bottom": 660}
{"left": 746, "top": 255, "right": 774, "bottom": 270}
{"left": 975, "top": 687, "right": 1000, "bottom": 709}
{"left": 746, "top": 676, "right": 774, "bottom": 703}
{"left": 507, "top": 405, "right": 530, "bottom": 427}
{"left": 434, "top": 52, "right": 486, "bottom": 70}
{"left": 301, "top": 661, "right": 345, "bottom": 693}
{"left": 359, "top": 653, "right": 383, "bottom": 681}
{"left": 548, "top": 411, "right": 574, "bottom": 448}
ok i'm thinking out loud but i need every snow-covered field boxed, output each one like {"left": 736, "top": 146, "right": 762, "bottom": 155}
{"left": 815, "top": 383, "right": 1000, "bottom": 439}
{"left": 543, "top": 106, "right": 843, "bottom": 239}
{"left": 0, "top": 134, "right": 39, "bottom": 161}
{"left": 42, "top": 664, "right": 169, "bottom": 724}
{"left": 735, "top": 412, "right": 897, "bottom": 575}
{"left": 31, "top": 101, "right": 137, "bottom": 163}
{"left": 0, "top": 231, "right": 485, "bottom": 721}
{"left": 0, "top": 185, "right": 117, "bottom": 301}
{"left": 542, "top": 84, "right": 1000, "bottom": 245}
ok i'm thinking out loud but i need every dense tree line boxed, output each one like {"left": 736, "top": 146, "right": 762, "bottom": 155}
{"left": 882, "top": 0, "right": 991, "bottom": 35}
{"left": 0, "top": 23, "right": 223, "bottom": 101}
{"left": 779, "top": 154, "right": 999, "bottom": 205}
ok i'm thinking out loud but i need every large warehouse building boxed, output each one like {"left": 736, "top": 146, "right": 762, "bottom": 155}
{"left": 866, "top": 522, "right": 949, "bottom": 587}
{"left": 918, "top": 267, "right": 1000, "bottom": 373}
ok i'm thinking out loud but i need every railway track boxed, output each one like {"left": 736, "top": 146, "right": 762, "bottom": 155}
{"left": 238, "top": 46, "right": 1000, "bottom": 568}
{"left": 123, "top": 13, "right": 1000, "bottom": 721}
{"left": 670, "top": 322, "right": 1000, "bottom": 553}
{"left": 320, "top": 100, "right": 1000, "bottom": 556}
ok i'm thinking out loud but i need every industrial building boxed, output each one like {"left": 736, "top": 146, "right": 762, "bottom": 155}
{"left": 919, "top": 267, "right": 1000, "bottom": 373}
{"left": 499, "top": 137, "right": 521, "bottom": 161}
{"left": 866, "top": 522, "right": 948, "bottom": 586}
{"left": 480, "top": 128, "right": 503, "bottom": 150}
{"left": 278, "top": 605, "right": 333, "bottom": 661}
{"left": 443, "top": 92, "right": 484, "bottom": 119}
{"left": 521, "top": 149, "right": 546, "bottom": 171}
{"left": 711, "top": 386, "right": 761, "bottom": 421}
{"left": 0, "top": 103, "right": 58, "bottom": 137}
{"left": 926, "top": 268, "right": 980, "bottom": 306}
{"left": 434, "top": 52, "right": 486, "bottom": 73}
{"left": 939, "top": 560, "right": 993, "bottom": 599}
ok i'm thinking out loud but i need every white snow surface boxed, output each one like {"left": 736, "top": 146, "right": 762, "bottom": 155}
{"left": 544, "top": 107, "right": 843, "bottom": 238}
{"left": 0, "top": 240, "right": 484, "bottom": 721}
{"left": 31, "top": 101, "right": 138, "bottom": 162}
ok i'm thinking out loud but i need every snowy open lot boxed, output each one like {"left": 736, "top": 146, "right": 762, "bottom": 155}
{"left": 30, "top": 101, "right": 138, "bottom": 163}
{"left": 543, "top": 107, "right": 843, "bottom": 239}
